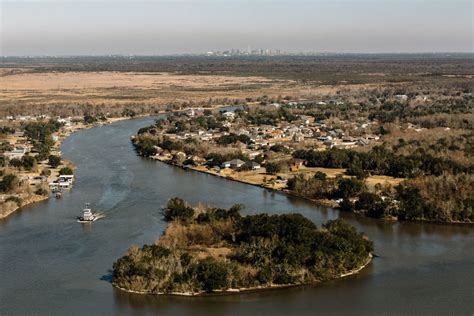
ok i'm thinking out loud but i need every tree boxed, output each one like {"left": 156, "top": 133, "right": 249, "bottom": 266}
{"left": 83, "top": 113, "right": 97, "bottom": 124}
{"left": 48, "top": 155, "right": 61, "bottom": 168}
{"left": 9, "top": 158, "right": 23, "bottom": 169}
{"left": 265, "top": 162, "right": 281, "bottom": 175}
{"left": 355, "top": 192, "right": 381, "bottom": 211}
{"left": 395, "top": 184, "right": 427, "bottom": 220}
{"left": 346, "top": 164, "right": 368, "bottom": 180}
{"left": 59, "top": 167, "right": 74, "bottom": 175}
{"left": 195, "top": 258, "right": 229, "bottom": 292}
{"left": 21, "top": 155, "right": 36, "bottom": 171}
{"left": 339, "top": 198, "right": 355, "bottom": 212}
{"left": 122, "top": 108, "right": 137, "bottom": 117}
{"left": 164, "top": 197, "right": 194, "bottom": 222}
{"left": 335, "top": 178, "right": 364, "bottom": 199}
{"left": 0, "top": 174, "right": 17, "bottom": 193}
{"left": 314, "top": 171, "right": 327, "bottom": 180}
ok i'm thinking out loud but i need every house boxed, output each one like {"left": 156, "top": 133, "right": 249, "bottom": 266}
{"left": 245, "top": 161, "right": 261, "bottom": 170}
{"left": 289, "top": 165, "right": 299, "bottom": 172}
{"left": 221, "top": 161, "right": 231, "bottom": 168}
{"left": 395, "top": 94, "right": 408, "bottom": 101}
{"left": 292, "top": 133, "right": 305, "bottom": 142}
{"left": 222, "top": 159, "right": 245, "bottom": 169}
{"left": 59, "top": 175, "right": 74, "bottom": 184}
{"left": 292, "top": 159, "right": 305, "bottom": 167}
{"left": 229, "top": 159, "right": 246, "bottom": 168}
{"left": 4, "top": 147, "right": 27, "bottom": 159}
{"left": 222, "top": 112, "right": 235, "bottom": 120}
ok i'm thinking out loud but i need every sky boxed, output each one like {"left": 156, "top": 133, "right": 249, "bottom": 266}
{"left": 1, "top": 0, "right": 473, "bottom": 56}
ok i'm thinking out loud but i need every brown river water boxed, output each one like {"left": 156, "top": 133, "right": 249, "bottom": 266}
{"left": 1, "top": 117, "right": 473, "bottom": 315}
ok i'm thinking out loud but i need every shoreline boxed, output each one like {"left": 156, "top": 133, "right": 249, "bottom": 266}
{"left": 144, "top": 156, "right": 474, "bottom": 226}
{"left": 112, "top": 253, "right": 373, "bottom": 297}
{"left": 149, "top": 155, "right": 339, "bottom": 208}
{"left": 0, "top": 116, "right": 133, "bottom": 220}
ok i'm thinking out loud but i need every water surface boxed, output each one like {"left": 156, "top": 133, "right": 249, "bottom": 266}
{"left": 1, "top": 118, "right": 473, "bottom": 315}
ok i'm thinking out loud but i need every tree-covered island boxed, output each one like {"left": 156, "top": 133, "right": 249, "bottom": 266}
{"left": 112, "top": 198, "right": 373, "bottom": 295}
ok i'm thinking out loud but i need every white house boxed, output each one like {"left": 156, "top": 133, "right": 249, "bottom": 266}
{"left": 4, "top": 147, "right": 27, "bottom": 159}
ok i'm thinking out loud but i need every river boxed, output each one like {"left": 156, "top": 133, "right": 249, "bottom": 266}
{"left": 1, "top": 117, "right": 473, "bottom": 315}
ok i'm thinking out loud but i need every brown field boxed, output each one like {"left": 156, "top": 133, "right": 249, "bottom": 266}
{"left": 0, "top": 70, "right": 387, "bottom": 115}
{"left": 0, "top": 71, "right": 293, "bottom": 106}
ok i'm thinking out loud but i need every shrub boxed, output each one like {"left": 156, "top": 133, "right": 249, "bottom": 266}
{"left": 5, "top": 196, "right": 22, "bottom": 206}
{"left": 164, "top": 197, "right": 194, "bottom": 222}
{"left": 0, "top": 174, "right": 17, "bottom": 192}
{"left": 48, "top": 155, "right": 61, "bottom": 168}
{"left": 195, "top": 258, "right": 229, "bottom": 292}
{"left": 265, "top": 162, "right": 281, "bottom": 174}
{"left": 59, "top": 167, "right": 74, "bottom": 175}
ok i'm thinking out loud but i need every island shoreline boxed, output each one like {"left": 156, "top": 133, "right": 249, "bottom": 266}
{"left": 112, "top": 254, "right": 373, "bottom": 297}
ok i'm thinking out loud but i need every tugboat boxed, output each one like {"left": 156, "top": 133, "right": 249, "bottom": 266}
{"left": 77, "top": 203, "right": 103, "bottom": 223}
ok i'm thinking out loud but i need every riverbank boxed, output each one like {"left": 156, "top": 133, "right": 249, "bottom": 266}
{"left": 0, "top": 116, "right": 133, "bottom": 220}
{"left": 148, "top": 155, "right": 341, "bottom": 208}
{"left": 113, "top": 254, "right": 373, "bottom": 297}
{"left": 143, "top": 156, "right": 473, "bottom": 225}
{"left": 0, "top": 193, "right": 49, "bottom": 219}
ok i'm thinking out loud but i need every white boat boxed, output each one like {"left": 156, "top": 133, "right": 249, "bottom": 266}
{"left": 77, "top": 203, "right": 103, "bottom": 223}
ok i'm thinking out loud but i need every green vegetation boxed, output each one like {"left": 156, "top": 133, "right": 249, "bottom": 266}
{"left": 0, "top": 174, "right": 17, "bottom": 193}
{"left": 112, "top": 198, "right": 373, "bottom": 295}
{"left": 9, "top": 155, "right": 37, "bottom": 171}
{"left": 48, "top": 155, "right": 61, "bottom": 168}
{"left": 287, "top": 172, "right": 473, "bottom": 222}
{"left": 23, "top": 120, "right": 63, "bottom": 161}
{"left": 293, "top": 146, "right": 471, "bottom": 178}
{"left": 59, "top": 167, "right": 73, "bottom": 175}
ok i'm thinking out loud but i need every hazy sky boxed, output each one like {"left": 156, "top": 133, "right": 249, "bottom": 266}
{"left": 1, "top": 0, "right": 473, "bottom": 56}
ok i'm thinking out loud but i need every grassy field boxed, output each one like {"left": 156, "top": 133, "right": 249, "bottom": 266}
{"left": 193, "top": 165, "right": 402, "bottom": 191}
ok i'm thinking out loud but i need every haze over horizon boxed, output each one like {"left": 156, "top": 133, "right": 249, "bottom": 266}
{"left": 1, "top": 0, "right": 473, "bottom": 56}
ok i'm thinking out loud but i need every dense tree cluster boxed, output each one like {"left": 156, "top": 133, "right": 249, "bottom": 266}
{"left": 293, "top": 146, "right": 471, "bottom": 178}
{"left": 0, "top": 174, "right": 17, "bottom": 193}
{"left": 112, "top": 198, "right": 373, "bottom": 294}
{"left": 23, "top": 120, "right": 64, "bottom": 161}
{"left": 216, "top": 133, "right": 252, "bottom": 145}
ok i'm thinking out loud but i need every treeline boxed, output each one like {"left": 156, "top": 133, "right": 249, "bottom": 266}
{"left": 112, "top": 198, "right": 373, "bottom": 294}
{"left": 6, "top": 54, "right": 473, "bottom": 82}
{"left": 286, "top": 172, "right": 473, "bottom": 222}
{"left": 293, "top": 146, "right": 471, "bottom": 178}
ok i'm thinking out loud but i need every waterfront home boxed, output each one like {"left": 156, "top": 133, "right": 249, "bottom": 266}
{"left": 222, "top": 159, "right": 246, "bottom": 169}
{"left": 229, "top": 159, "right": 246, "bottom": 168}
{"left": 245, "top": 161, "right": 261, "bottom": 170}
{"left": 59, "top": 175, "right": 74, "bottom": 184}
{"left": 221, "top": 161, "right": 231, "bottom": 168}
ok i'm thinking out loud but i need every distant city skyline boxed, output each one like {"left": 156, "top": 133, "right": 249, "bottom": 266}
{"left": 1, "top": 0, "right": 473, "bottom": 56}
